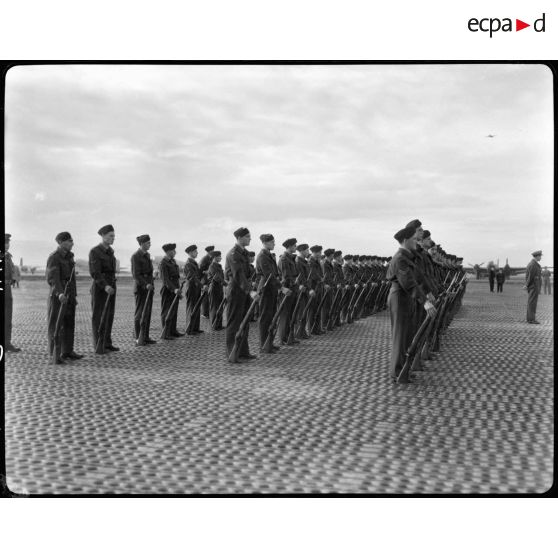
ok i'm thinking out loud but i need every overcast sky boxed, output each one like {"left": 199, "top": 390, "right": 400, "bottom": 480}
{"left": 5, "top": 64, "right": 554, "bottom": 268}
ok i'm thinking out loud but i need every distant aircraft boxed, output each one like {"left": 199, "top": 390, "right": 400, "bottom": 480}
{"left": 463, "top": 258, "right": 553, "bottom": 279}
{"left": 486, "top": 134, "right": 496, "bottom": 138}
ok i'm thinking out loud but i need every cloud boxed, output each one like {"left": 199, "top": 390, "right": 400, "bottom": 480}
{"left": 34, "top": 192, "right": 46, "bottom": 201}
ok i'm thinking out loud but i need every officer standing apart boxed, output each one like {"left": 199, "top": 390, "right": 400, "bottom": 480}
{"left": 525, "top": 250, "right": 542, "bottom": 324}
{"left": 495, "top": 267, "right": 505, "bottom": 293}
{"left": 159, "top": 243, "right": 184, "bottom": 338}
{"left": 3, "top": 234, "right": 21, "bottom": 352}
{"left": 131, "top": 234, "right": 156, "bottom": 345}
{"left": 46, "top": 232, "right": 83, "bottom": 363}
{"left": 387, "top": 226, "right": 436, "bottom": 384}
{"left": 224, "top": 227, "right": 260, "bottom": 361}
{"left": 89, "top": 224, "right": 119, "bottom": 351}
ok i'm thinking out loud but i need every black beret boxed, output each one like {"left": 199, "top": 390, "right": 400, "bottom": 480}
{"left": 5, "top": 233, "right": 12, "bottom": 240}
{"left": 359, "top": 255, "right": 366, "bottom": 261}
{"left": 210, "top": 250, "right": 221, "bottom": 257}
{"left": 136, "top": 234, "right": 150, "bottom": 245}
{"left": 333, "top": 250, "right": 342, "bottom": 258}
{"left": 162, "top": 243, "right": 176, "bottom": 252}
{"left": 422, "top": 230, "right": 431, "bottom": 239}
{"left": 324, "top": 248, "right": 335, "bottom": 257}
{"left": 405, "top": 219, "right": 422, "bottom": 229}
{"left": 297, "top": 243, "right": 309, "bottom": 252}
{"left": 310, "top": 245, "right": 322, "bottom": 253}
{"left": 532, "top": 250, "right": 542, "bottom": 257}
{"left": 55, "top": 231, "right": 72, "bottom": 243}
{"left": 282, "top": 238, "right": 297, "bottom": 248}
{"left": 365, "top": 256, "right": 372, "bottom": 261}
{"left": 387, "top": 256, "right": 392, "bottom": 262}
{"left": 205, "top": 245, "right": 214, "bottom": 252}
{"left": 98, "top": 224, "right": 114, "bottom": 236}
{"left": 353, "top": 254, "right": 359, "bottom": 260}
{"left": 394, "top": 226, "right": 416, "bottom": 243}
{"left": 234, "top": 227, "right": 250, "bottom": 239}
{"left": 343, "top": 255, "right": 352, "bottom": 261}
{"left": 248, "top": 251, "right": 255, "bottom": 257}
{"left": 185, "top": 244, "right": 197, "bottom": 254}
{"left": 260, "top": 234, "right": 274, "bottom": 243}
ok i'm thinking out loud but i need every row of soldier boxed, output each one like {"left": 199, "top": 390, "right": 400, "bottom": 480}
{"left": 4, "top": 223, "right": 465, "bottom": 383}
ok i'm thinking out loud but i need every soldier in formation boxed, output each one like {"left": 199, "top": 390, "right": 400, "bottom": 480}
{"left": 525, "top": 250, "right": 542, "bottom": 324}
{"left": 131, "top": 234, "right": 156, "bottom": 345}
{"left": 541, "top": 267, "right": 552, "bottom": 295}
{"left": 3, "top": 234, "right": 21, "bottom": 353}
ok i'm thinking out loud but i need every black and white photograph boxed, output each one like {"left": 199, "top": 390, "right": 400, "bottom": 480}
{"left": 2, "top": 63, "right": 554, "bottom": 496}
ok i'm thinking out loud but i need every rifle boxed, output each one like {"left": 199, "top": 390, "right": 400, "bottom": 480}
{"left": 185, "top": 289, "right": 208, "bottom": 335}
{"left": 136, "top": 286, "right": 154, "bottom": 346}
{"left": 262, "top": 289, "right": 293, "bottom": 353}
{"left": 353, "top": 279, "right": 372, "bottom": 320}
{"left": 311, "top": 283, "right": 329, "bottom": 333}
{"left": 361, "top": 281, "right": 380, "bottom": 317}
{"left": 161, "top": 280, "right": 186, "bottom": 339}
{"left": 95, "top": 290, "right": 113, "bottom": 354}
{"left": 212, "top": 290, "right": 227, "bottom": 329}
{"left": 228, "top": 274, "right": 272, "bottom": 363}
{"left": 325, "top": 286, "right": 342, "bottom": 330}
{"left": 346, "top": 284, "right": 361, "bottom": 324}
{"left": 52, "top": 266, "right": 75, "bottom": 364}
{"left": 372, "top": 281, "right": 389, "bottom": 314}
{"left": 286, "top": 290, "right": 304, "bottom": 344}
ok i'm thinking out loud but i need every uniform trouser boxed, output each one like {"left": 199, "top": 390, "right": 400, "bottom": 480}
{"left": 526, "top": 287, "right": 539, "bottom": 322}
{"left": 48, "top": 294, "right": 76, "bottom": 355}
{"left": 543, "top": 281, "right": 551, "bottom": 295}
{"left": 489, "top": 279, "right": 494, "bottom": 292}
{"left": 340, "top": 288, "right": 352, "bottom": 321}
{"left": 388, "top": 290, "right": 414, "bottom": 380}
{"left": 277, "top": 290, "right": 297, "bottom": 342}
{"left": 411, "top": 303, "right": 426, "bottom": 371}
{"left": 185, "top": 285, "right": 202, "bottom": 333}
{"left": 209, "top": 286, "right": 224, "bottom": 329}
{"left": 5, "top": 285, "right": 13, "bottom": 345}
{"left": 259, "top": 288, "right": 278, "bottom": 347}
{"left": 160, "top": 287, "right": 179, "bottom": 335}
{"left": 307, "top": 289, "right": 322, "bottom": 333}
{"left": 201, "top": 293, "right": 209, "bottom": 317}
{"left": 295, "top": 291, "right": 309, "bottom": 336}
{"left": 226, "top": 288, "right": 252, "bottom": 358}
{"left": 496, "top": 283, "right": 503, "bottom": 293}
{"left": 91, "top": 285, "right": 116, "bottom": 348}
{"left": 320, "top": 289, "right": 333, "bottom": 328}
{"left": 134, "top": 288, "right": 153, "bottom": 338}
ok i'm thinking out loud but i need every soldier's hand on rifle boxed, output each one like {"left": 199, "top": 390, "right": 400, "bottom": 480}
{"left": 324, "top": 284, "right": 331, "bottom": 291}
{"left": 281, "top": 286, "right": 292, "bottom": 296}
{"left": 354, "top": 284, "right": 359, "bottom": 289}
{"left": 202, "top": 285, "right": 208, "bottom": 292}
{"left": 427, "top": 292, "right": 435, "bottom": 304}
{"left": 250, "top": 290, "right": 260, "bottom": 301}
{"left": 424, "top": 300, "right": 437, "bottom": 318}
{"left": 309, "top": 289, "right": 316, "bottom": 297}
{"left": 105, "top": 285, "right": 115, "bottom": 295}
{"left": 146, "top": 284, "right": 154, "bottom": 291}
{"left": 300, "top": 285, "right": 307, "bottom": 293}
{"left": 58, "top": 293, "right": 68, "bottom": 303}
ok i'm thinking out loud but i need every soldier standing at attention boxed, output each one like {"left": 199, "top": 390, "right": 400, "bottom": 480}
{"left": 495, "top": 267, "right": 505, "bottom": 293}
{"left": 207, "top": 251, "right": 225, "bottom": 330}
{"left": 159, "top": 243, "right": 184, "bottom": 339}
{"left": 295, "top": 243, "right": 311, "bottom": 339}
{"left": 321, "top": 249, "right": 335, "bottom": 330}
{"left": 277, "top": 238, "right": 299, "bottom": 344}
{"left": 307, "top": 245, "right": 325, "bottom": 335}
{"left": 341, "top": 254, "right": 355, "bottom": 323}
{"left": 224, "top": 227, "right": 259, "bottom": 361}
{"left": 199, "top": 245, "right": 214, "bottom": 319}
{"left": 332, "top": 250, "right": 345, "bottom": 327}
{"left": 248, "top": 251, "right": 258, "bottom": 321}
{"left": 487, "top": 261, "right": 496, "bottom": 293}
{"left": 46, "top": 232, "right": 82, "bottom": 362}
{"left": 387, "top": 226, "right": 437, "bottom": 384}
{"left": 89, "top": 225, "right": 119, "bottom": 351}
{"left": 184, "top": 244, "right": 206, "bottom": 335}
{"left": 525, "top": 250, "right": 543, "bottom": 324}
{"left": 3, "top": 234, "right": 21, "bottom": 352}
{"left": 256, "top": 234, "right": 285, "bottom": 352}
{"left": 131, "top": 234, "right": 156, "bottom": 345}
{"left": 541, "top": 267, "right": 552, "bottom": 295}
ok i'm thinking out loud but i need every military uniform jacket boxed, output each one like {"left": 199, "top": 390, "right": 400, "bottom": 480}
{"left": 46, "top": 248, "right": 77, "bottom": 299}
{"left": 256, "top": 249, "right": 281, "bottom": 293}
{"left": 323, "top": 259, "right": 334, "bottom": 287}
{"left": 278, "top": 252, "right": 299, "bottom": 289}
{"left": 199, "top": 253, "right": 212, "bottom": 280}
{"left": 387, "top": 248, "right": 426, "bottom": 304}
{"left": 184, "top": 257, "right": 203, "bottom": 289}
{"left": 307, "top": 257, "right": 323, "bottom": 291}
{"left": 89, "top": 244, "right": 117, "bottom": 289}
{"left": 207, "top": 261, "right": 224, "bottom": 286}
{"left": 159, "top": 257, "right": 180, "bottom": 291}
{"left": 225, "top": 244, "right": 252, "bottom": 295}
{"left": 343, "top": 264, "right": 355, "bottom": 285}
{"left": 131, "top": 249, "right": 154, "bottom": 292}
{"left": 542, "top": 269, "right": 551, "bottom": 280}
{"left": 3, "top": 251, "right": 14, "bottom": 285}
{"left": 333, "top": 262, "right": 344, "bottom": 285}
{"left": 295, "top": 256, "right": 311, "bottom": 289}
{"left": 413, "top": 246, "right": 437, "bottom": 296}
{"left": 525, "top": 259, "right": 542, "bottom": 290}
